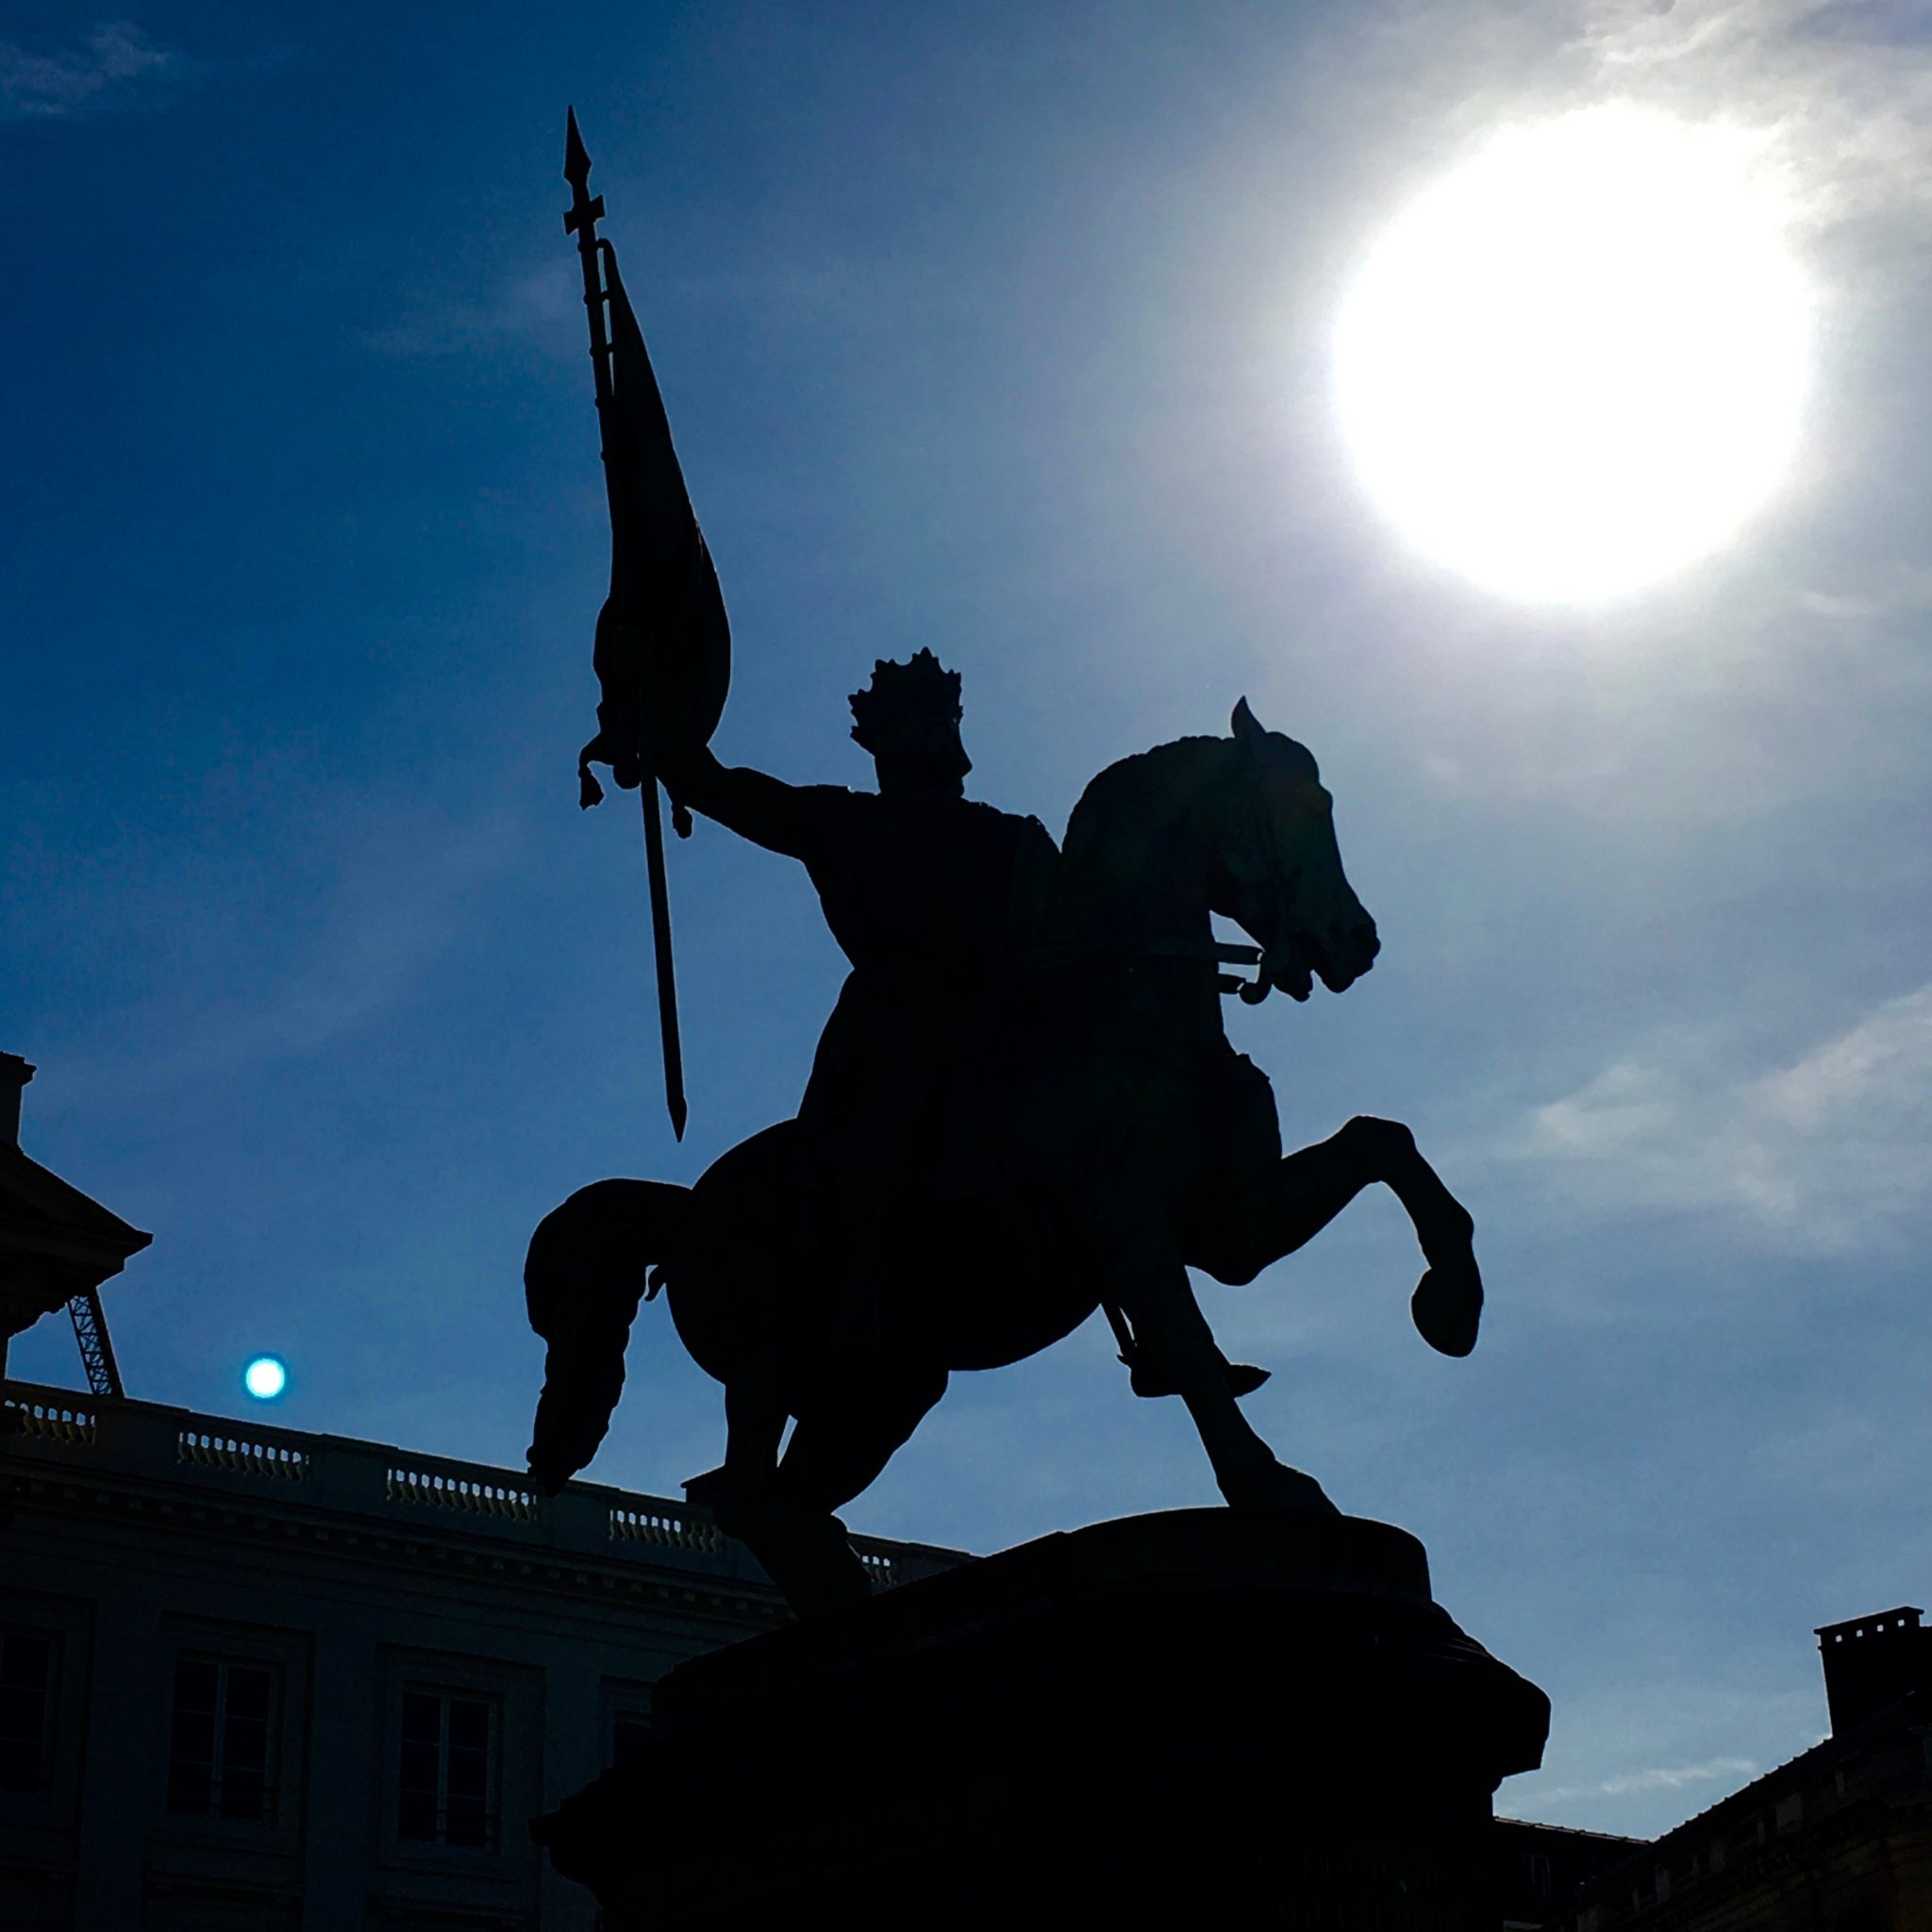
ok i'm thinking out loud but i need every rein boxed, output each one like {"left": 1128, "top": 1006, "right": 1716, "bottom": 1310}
{"left": 1130, "top": 937, "right": 1272, "bottom": 1002}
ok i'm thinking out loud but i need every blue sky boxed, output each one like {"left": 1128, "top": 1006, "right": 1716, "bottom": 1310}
{"left": 7, "top": 2, "right": 1931, "bottom": 1838}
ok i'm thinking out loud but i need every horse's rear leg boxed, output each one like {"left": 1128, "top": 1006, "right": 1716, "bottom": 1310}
{"left": 684, "top": 1379, "right": 788, "bottom": 1525}
{"left": 711, "top": 1365, "right": 948, "bottom": 1618}
{"left": 1193, "top": 1115, "right": 1482, "bottom": 1357}
{"left": 776, "top": 1363, "right": 948, "bottom": 1516}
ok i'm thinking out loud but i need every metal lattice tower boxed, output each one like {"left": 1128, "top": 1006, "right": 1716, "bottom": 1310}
{"left": 67, "top": 1287, "right": 125, "bottom": 1398}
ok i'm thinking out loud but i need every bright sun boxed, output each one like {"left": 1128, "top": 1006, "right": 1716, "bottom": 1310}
{"left": 1334, "top": 107, "right": 1811, "bottom": 604}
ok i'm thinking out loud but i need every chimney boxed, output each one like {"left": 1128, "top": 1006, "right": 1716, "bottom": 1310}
{"left": 0, "top": 1053, "right": 33, "bottom": 1148}
{"left": 1815, "top": 1607, "right": 1932, "bottom": 1734}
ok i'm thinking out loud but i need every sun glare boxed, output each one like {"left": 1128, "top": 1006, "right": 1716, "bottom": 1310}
{"left": 244, "top": 1355, "right": 288, "bottom": 1401}
{"left": 1334, "top": 107, "right": 1811, "bottom": 604}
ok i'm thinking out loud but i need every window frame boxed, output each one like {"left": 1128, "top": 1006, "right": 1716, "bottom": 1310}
{"left": 394, "top": 1682, "right": 501, "bottom": 1852}
{"left": 0, "top": 1623, "right": 62, "bottom": 1805}
{"left": 163, "top": 1650, "right": 281, "bottom": 1826}
{"left": 600, "top": 1675, "right": 656, "bottom": 1774}
{"left": 150, "top": 1619, "right": 308, "bottom": 1857}
{"left": 375, "top": 1647, "right": 540, "bottom": 1884}
{"left": 0, "top": 1592, "right": 92, "bottom": 1826}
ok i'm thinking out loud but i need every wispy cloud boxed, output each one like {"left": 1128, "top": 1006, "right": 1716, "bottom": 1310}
{"left": 1796, "top": 562, "right": 1932, "bottom": 624}
{"left": 1574, "top": 0, "right": 1932, "bottom": 235}
{"left": 24, "top": 794, "right": 522, "bottom": 1119}
{"left": 166, "top": 805, "right": 519, "bottom": 1081}
{"left": 361, "top": 254, "right": 870, "bottom": 362}
{"left": 1341, "top": 0, "right": 1932, "bottom": 266}
{"left": 1503, "top": 1752, "right": 1760, "bottom": 1810}
{"left": 361, "top": 262, "right": 581, "bottom": 360}
{"left": 1518, "top": 984, "right": 1932, "bottom": 1252}
{"left": 0, "top": 21, "right": 181, "bottom": 121}
{"left": 1494, "top": 1665, "right": 1831, "bottom": 1837}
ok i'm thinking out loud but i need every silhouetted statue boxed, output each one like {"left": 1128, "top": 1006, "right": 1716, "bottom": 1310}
{"left": 655, "top": 652, "right": 1057, "bottom": 1358}
{"left": 654, "top": 653, "right": 1262, "bottom": 1398}
{"left": 527, "top": 696, "right": 1484, "bottom": 1616}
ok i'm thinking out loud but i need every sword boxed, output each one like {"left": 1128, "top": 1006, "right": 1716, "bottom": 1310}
{"left": 564, "top": 108, "right": 688, "bottom": 1141}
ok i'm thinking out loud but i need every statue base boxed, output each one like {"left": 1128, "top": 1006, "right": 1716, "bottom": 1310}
{"left": 532, "top": 1508, "right": 1549, "bottom": 1929}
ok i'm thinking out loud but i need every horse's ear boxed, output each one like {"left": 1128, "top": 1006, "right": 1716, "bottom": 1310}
{"left": 1231, "top": 696, "right": 1267, "bottom": 746}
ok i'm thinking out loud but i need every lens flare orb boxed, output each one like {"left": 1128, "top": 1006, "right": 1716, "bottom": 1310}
{"left": 1335, "top": 107, "right": 1811, "bottom": 604}
{"left": 243, "top": 1356, "right": 288, "bottom": 1401}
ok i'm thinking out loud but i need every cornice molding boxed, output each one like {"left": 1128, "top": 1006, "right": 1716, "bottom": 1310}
{"left": 0, "top": 1465, "right": 792, "bottom": 1631}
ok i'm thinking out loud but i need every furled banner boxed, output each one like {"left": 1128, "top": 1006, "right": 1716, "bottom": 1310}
{"left": 575, "top": 241, "right": 731, "bottom": 816}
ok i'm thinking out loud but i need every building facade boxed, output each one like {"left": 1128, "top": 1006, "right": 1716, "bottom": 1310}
{"left": 1566, "top": 1609, "right": 1932, "bottom": 1932}
{"left": 0, "top": 1377, "right": 966, "bottom": 1931}
{"left": 1493, "top": 1819, "right": 1644, "bottom": 1930}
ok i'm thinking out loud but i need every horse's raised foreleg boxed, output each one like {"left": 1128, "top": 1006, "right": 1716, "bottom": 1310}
{"left": 1193, "top": 1114, "right": 1482, "bottom": 1357}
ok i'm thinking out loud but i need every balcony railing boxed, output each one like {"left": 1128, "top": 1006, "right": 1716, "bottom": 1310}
{"left": 3, "top": 1393, "right": 98, "bottom": 1445}
{"left": 2, "top": 1379, "right": 966, "bottom": 1595}
{"left": 609, "top": 1504, "right": 724, "bottom": 1553}
{"left": 386, "top": 1464, "right": 538, "bottom": 1520}
{"left": 178, "top": 1428, "right": 309, "bottom": 1481}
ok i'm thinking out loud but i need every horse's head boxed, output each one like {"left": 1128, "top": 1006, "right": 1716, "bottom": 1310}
{"left": 1214, "top": 698, "right": 1379, "bottom": 1002}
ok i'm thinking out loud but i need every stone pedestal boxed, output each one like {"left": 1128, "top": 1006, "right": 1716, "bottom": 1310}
{"left": 533, "top": 1509, "right": 1549, "bottom": 1929}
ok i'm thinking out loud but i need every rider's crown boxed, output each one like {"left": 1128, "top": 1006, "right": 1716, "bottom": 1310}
{"left": 848, "top": 648, "right": 964, "bottom": 757}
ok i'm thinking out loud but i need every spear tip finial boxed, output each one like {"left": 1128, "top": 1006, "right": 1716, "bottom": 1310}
{"left": 564, "top": 106, "right": 591, "bottom": 190}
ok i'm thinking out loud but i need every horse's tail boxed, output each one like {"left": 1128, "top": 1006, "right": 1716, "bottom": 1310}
{"left": 525, "top": 1177, "right": 690, "bottom": 1494}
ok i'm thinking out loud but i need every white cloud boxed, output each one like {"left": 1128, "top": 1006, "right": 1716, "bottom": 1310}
{"left": 1519, "top": 985, "right": 1932, "bottom": 1251}
{"left": 0, "top": 21, "right": 177, "bottom": 120}
{"left": 1503, "top": 1752, "right": 1759, "bottom": 1809}
{"left": 1496, "top": 1669, "right": 1828, "bottom": 1836}
{"left": 1348, "top": 0, "right": 1932, "bottom": 201}
{"left": 1574, "top": 0, "right": 1932, "bottom": 234}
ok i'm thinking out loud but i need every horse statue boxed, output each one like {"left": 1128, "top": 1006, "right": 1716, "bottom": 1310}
{"left": 525, "top": 700, "right": 1483, "bottom": 1613}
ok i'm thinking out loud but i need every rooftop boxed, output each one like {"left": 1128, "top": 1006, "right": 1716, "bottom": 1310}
{"left": 0, "top": 1375, "right": 970, "bottom": 1598}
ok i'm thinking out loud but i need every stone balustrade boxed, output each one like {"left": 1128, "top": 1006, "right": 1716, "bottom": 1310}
{"left": 0, "top": 1377, "right": 961, "bottom": 1592}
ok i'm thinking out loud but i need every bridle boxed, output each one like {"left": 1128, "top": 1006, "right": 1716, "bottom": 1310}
{"left": 1115, "top": 750, "right": 1308, "bottom": 1008}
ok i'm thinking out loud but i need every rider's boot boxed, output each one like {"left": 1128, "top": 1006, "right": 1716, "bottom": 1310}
{"left": 1119, "top": 1336, "right": 1270, "bottom": 1400}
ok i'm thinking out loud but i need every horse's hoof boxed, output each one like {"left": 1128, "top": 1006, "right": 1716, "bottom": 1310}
{"left": 1412, "top": 1261, "right": 1482, "bottom": 1357}
{"left": 1219, "top": 1457, "right": 1341, "bottom": 1515}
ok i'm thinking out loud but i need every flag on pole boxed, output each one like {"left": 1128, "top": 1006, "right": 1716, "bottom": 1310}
{"left": 575, "top": 242, "right": 732, "bottom": 815}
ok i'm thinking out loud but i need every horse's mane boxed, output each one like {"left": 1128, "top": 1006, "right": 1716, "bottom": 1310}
{"left": 1062, "top": 736, "right": 1229, "bottom": 862}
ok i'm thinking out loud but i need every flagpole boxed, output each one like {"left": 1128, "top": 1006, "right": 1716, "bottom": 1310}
{"left": 565, "top": 107, "right": 688, "bottom": 1140}
{"left": 639, "top": 765, "right": 688, "bottom": 1140}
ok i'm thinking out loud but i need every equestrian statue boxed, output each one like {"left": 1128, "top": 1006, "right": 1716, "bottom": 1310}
{"left": 529, "top": 116, "right": 1484, "bottom": 1616}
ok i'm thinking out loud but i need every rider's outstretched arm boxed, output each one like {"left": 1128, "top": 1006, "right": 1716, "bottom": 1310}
{"left": 657, "top": 741, "right": 843, "bottom": 861}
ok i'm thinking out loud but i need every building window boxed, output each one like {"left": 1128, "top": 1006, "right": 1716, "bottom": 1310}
{"left": 397, "top": 1687, "right": 497, "bottom": 1850}
{"left": 0, "top": 1629, "right": 57, "bottom": 1798}
{"left": 611, "top": 1709, "right": 652, "bottom": 1770}
{"left": 167, "top": 1655, "right": 276, "bottom": 1823}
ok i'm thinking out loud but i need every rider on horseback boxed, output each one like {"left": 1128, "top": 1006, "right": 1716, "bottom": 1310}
{"left": 655, "top": 650, "right": 1056, "bottom": 1354}
{"left": 530, "top": 698, "right": 1486, "bottom": 1610}
{"left": 656, "top": 654, "right": 1265, "bottom": 1394}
